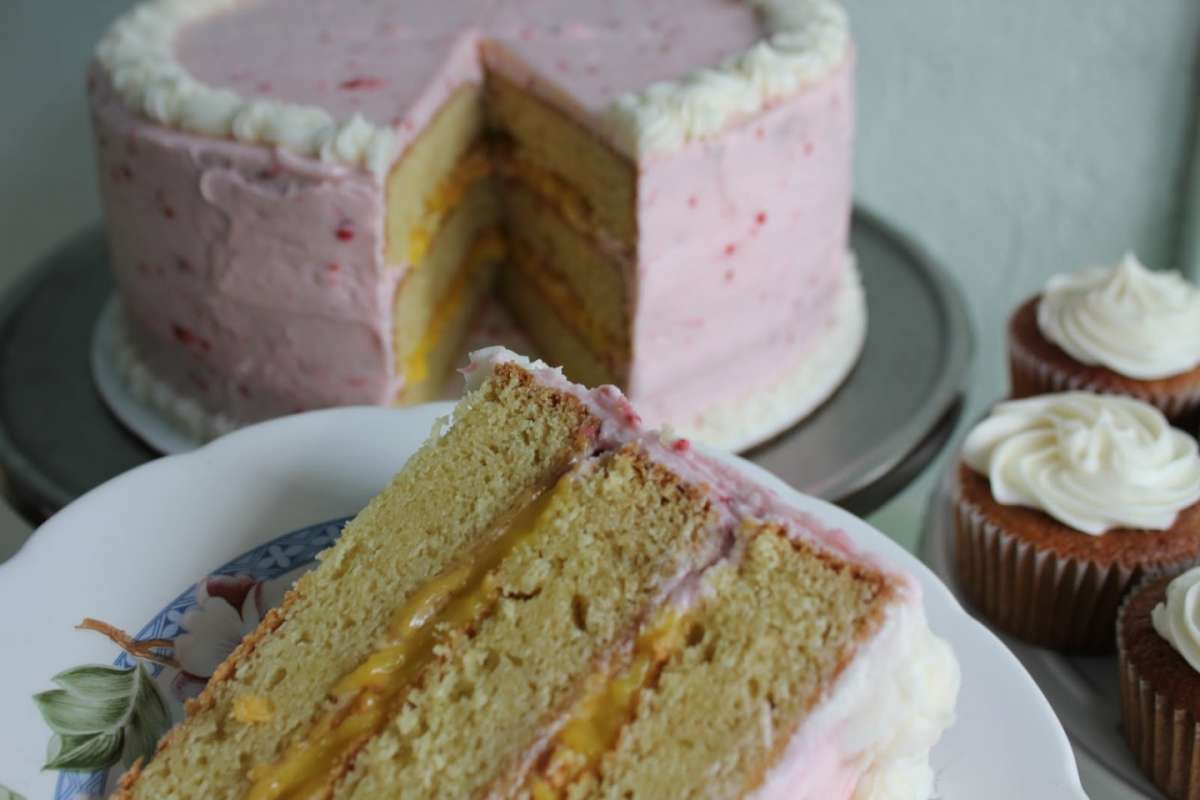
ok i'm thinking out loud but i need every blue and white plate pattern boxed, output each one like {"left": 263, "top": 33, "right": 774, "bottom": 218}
{"left": 51, "top": 518, "right": 349, "bottom": 800}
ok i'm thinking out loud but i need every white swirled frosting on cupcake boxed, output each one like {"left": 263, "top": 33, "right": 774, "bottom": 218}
{"left": 963, "top": 392, "right": 1200, "bottom": 534}
{"left": 1036, "top": 253, "right": 1200, "bottom": 380}
{"left": 1152, "top": 566, "right": 1200, "bottom": 673}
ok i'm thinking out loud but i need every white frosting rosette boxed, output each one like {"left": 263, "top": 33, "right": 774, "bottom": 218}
{"left": 1119, "top": 567, "right": 1200, "bottom": 796}
{"left": 1152, "top": 566, "right": 1200, "bottom": 673}
{"left": 1037, "top": 253, "right": 1200, "bottom": 380}
{"left": 963, "top": 392, "right": 1200, "bottom": 535}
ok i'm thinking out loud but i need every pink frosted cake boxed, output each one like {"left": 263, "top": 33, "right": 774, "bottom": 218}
{"left": 89, "top": 0, "right": 863, "bottom": 449}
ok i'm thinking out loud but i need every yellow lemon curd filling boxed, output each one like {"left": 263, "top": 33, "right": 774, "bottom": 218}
{"left": 401, "top": 230, "right": 507, "bottom": 386}
{"left": 526, "top": 606, "right": 693, "bottom": 798}
{"left": 406, "top": 148, "right": 494, "bottom": 267}
{"left": 244, "top": 475, "right": 571, "bottom": 800}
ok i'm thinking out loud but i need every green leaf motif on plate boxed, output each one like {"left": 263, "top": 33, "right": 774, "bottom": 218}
{"left": 34, "top": 662, "right": 170, "bottom": 772}
{"left": 0, "top": 783, "right": 26, "bottom": 800}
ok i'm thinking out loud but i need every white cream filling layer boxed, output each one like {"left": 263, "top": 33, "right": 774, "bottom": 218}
{"left": 95, "top": 0, "right": 849, "bottom": 172}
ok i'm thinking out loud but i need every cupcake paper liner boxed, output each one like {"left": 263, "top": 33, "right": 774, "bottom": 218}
{"left": 1118, "top": 582, "right": 1200, "bottom": 800}
{"left": 1009, "top": 331, "right": 1200, "bottom": 431}
{"left": 955, "top": 488, "right": 1157, "bottom": 654}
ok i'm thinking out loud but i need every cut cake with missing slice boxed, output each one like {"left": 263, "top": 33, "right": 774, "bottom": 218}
{"left": 115, "top": 347, "right": 958, "bottom": 800}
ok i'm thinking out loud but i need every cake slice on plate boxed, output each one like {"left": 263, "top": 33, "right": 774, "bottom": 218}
{"left": 115, "top": 348, "right": 958, "bottom": 799}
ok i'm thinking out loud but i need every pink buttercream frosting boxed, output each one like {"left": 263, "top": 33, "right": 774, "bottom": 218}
{"left": 175, "top": 0, "right": 761, "bottom": 155}
{"left": 90, "top": 0, "right": 857, "bottom": 441}
{"left": 91, "top": 73, "right": 399, "bottom": 420}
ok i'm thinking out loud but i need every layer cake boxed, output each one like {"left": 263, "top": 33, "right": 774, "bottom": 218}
{"left": 114, "top": 347, "right": 957, "bottom": 799}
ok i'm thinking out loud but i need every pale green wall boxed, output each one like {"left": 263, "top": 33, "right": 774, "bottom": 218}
{"left": 852, "top": 0, "right": 1200, "bottom": 412}
{"left": 0, "top": 1, "right": 132, "bottom": 283}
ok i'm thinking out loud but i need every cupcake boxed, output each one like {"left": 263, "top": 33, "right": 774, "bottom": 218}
{"left": 954, "top": 391, "right": 1200, "bottom": 652}
{"left": 1118, "top": 567, "right": 1200, "bottom": 799}
{"left": 1008, "top": 253, "right": 1200, "bottom": 429}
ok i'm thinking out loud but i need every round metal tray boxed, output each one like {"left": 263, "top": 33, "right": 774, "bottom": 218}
{"left": 0, "top": 208, "right": 971, "bottom": 522}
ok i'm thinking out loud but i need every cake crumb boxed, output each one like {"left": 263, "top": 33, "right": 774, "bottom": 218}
{"left": 232, "top": 694, "right": 273, "bottom": 724}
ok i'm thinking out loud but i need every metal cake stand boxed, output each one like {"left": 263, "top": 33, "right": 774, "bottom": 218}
{"left": 0, "top": 208, "right": 971, "bottom": 523}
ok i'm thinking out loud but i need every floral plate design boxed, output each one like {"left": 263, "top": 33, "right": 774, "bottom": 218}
{"left": 48, "top": 518, "right": 348, "bottom": 799}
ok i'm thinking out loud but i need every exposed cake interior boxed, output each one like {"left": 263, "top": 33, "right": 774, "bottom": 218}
{"left": 384, "top": 85, "right": 501, "bottom": 404}
{"left": 116, "top": 348, "right": 955, "bottom": 800}
{"left": 381, "top": 65, "right": 641, "bottom": 401}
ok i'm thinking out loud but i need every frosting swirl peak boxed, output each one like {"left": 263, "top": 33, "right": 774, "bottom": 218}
{"left": 963, "top": 392, "right": 1200, "bottom": 534}
{"left": 1152, "top": 567, "right": 1200, "bottom": 674}
{"left": 1037, "top": 253, "right": 1200, "bottom": 379}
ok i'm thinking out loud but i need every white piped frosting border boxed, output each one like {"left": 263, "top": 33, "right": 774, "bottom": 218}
{"left": 106, "top": 303, "right": 239, "bottom": 445}
{"left": 1151, "top": 566, "right": 1200, "bottom": 675}
{"left": 749, "top": 599, "right": 959, "bottom": 800}
{"left": 95, "top": 0, "right": 398, "bottom": 176}
{"left": 95, "top": 0, "right": 849, "bottom": 173}
{"left": 607, "top": 0, "right": 850, "bottom": 155}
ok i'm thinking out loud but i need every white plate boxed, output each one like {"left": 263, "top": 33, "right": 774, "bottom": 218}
{"left": 0, "top": 405, "right": 1083, "bottom": 798}
{"left": 922, "top": 463, "right": 1161, "bottom": 799}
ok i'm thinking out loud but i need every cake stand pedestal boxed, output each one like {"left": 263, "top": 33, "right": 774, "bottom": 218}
{"left": 0, "top": 208, "right": 971, "bottom": 524}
